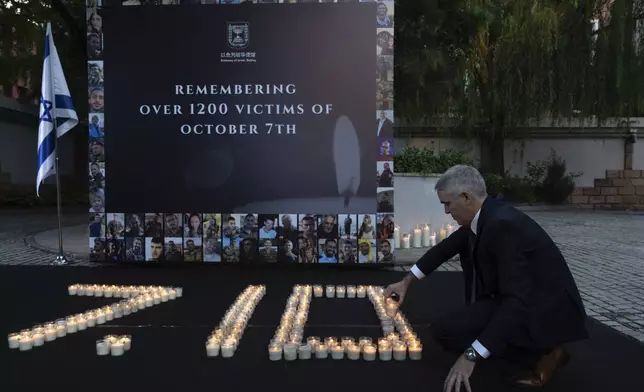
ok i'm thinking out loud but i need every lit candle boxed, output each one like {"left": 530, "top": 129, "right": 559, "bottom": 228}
{"left": 325, "top": 285, "right": 335, "bottom": 298}
{"left": 104, "top": 307, "right": 114, "bottom": 321}
{"left": 307, "top": 336, "right": 320, "bottom": 350}
{"left": 94, "top": 286, "right": 104, "bottom": 297}
{"left": 96, "top": 311, "right": 106, "bottom": 324}
{"left": 408, "top": 343, "right": 422, "bottom": 360}
{"left": 161, "top": 291, "right": 169, "bottom": 302}
{"left": 77, "top": 285, "right": 87, "bottom": 296}
{"left": 168, "top": 290, "right": 177, "bottom": 300}
{"left": 313, "top": 285, "right": 323, "bottom": 298}
{"left": 104, "top": 286, "right": 113, "bottom": 298}
{"left": 430, "top": 233, "right": 436, "bottom": 246}
{"left": 153, "top": 294, "right": 161, "bottom": 305}
{"left": 393, "top": 225, "right": 400, "bottom": 248}
{"left": 362, "top": 343, "right": 377, "bottom": 361}
{"left": 335, "top": 286, "right": 346, "bottom": 298}
{"left": 8, "top": 333, "right": 20, "bottom": 349}
{"left": 207, "top": 341, "right": 221, "bottom": 357}
{"left": 358, "top": 336, "right": 372, "bottom": 347}
{"left": 86, "top": 285, "right": 95, "bottom": 296}
{"left": 413, "top": 226, "right": 422, "bottom": 248}
{"left": 385, "top": 298, "right": 399, "bottom": 318}
{"left": 221, "top": 342, "right": 235, "bottom": 358}
{"left": 55, "top": 324, "right": 67, "bottom": 338}
{"left": 68, "top": 285, "right": 78, "bottom": 296}
{"left": 144, "top": 296, "right": 154, "bottom": 308}
{"left": 113, "top": 306, "right": 123, "bottom": 319}
{"left": 66, "top": 318, "right": 78, "bottom": 334}
{"left": 96, "top": 340, "right": 110, "bottom": 356}
{"left": 347, "top": 343, "right": 360, "bottom": 360}
{"left": 439, "top": 225, "right": 447, "bottom": 242}
{"left": 86, "top": 312, "right": 97, "bottom": 327}
{"left": 284, "top": 343, "right": 298, "bottom": 361}
{"left": 422, "top": 224, "right": 431, "bottom": 247}
{"left": 298, "top": 344, "right": 311, "bottom": 360}
{"left": 315, "top": 344, "right": 328, "bottom": 359}
{"left": 18, "top": 335, "right": 33, "bottom": 351}
{"left": 402, "top": 234, "right": 410, "bottom": 249}
{"left": 137, "top": 298, "right": 146, "bottom": 310}
{"left": 44, "top": 327, "right": 56, "bottom": 342}
{"left": 77, "top": 316, "right": 88, "bottom": 331}
{"left": 121, "top": 335, "right": 132, "bottom": 351}
{"left": 378, "top": 341, "right": 392, "bottom": 361}
{"left": 31, "top": 332, "right": 44, "bottom": 347}
{"left": 346, "top": 285, "right": 356, "bottom": 298}
{"left": 357, "top": 286, "right": 367, "bottom": 298}
{"left": 110, "top": 341, "right": 125, "bottom": 356}
{"left": 331, "top": 344, "right": 345, "bottom": 360}
{"left": 393, "top": 342, "right": 407, "bottom": 361}
{"left": 175, "top": 287, "right": 183, "bottom": 298}
{"left": 268, "top": 344, "right": 282, "bottom": 361}
{"left": 122, "top": 305, "right": 132, "bottom": 316}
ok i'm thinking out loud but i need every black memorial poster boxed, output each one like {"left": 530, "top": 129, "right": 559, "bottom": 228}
{"left": 103, "top": 4, "right": 376, "bottom": 213}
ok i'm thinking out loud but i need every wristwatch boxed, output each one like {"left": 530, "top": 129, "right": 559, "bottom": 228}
{"left": 464, "top": 347, "right": 478, "bottom": 362}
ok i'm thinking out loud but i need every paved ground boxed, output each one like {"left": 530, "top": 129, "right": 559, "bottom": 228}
{"left": 1, "top": 208, "right": 643, "bottom": 345}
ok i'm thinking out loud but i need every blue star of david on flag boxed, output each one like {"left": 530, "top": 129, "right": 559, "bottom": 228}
{"left": 39, "top": 96, "right": 53, "bottom": 124}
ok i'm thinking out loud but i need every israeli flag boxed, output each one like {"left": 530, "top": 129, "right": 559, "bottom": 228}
{"left": 37, "top": 22, "right": 78, "bottom": 196}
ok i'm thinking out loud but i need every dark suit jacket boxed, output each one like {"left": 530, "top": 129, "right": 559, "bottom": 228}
{"left": 377, "top": 118, "right": 393, "bottom": 136}
{"left": 416, "top": 197, "right": 588, "bottom": 353}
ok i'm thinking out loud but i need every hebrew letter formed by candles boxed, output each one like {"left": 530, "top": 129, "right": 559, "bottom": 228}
{"left": 206, "top": 285, "right": 266, "bottom": 359}
{"left": 7, "top": 284, "right": 182, "bottom": 353}
{"left": 267, "top": 284, "right": 421, "bottom": 361}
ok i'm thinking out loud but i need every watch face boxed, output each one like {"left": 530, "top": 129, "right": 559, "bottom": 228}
{"left": 465, "top": 348, "right": 476, "bottom": 361}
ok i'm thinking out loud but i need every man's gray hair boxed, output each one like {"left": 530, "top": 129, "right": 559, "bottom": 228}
{"left": 434, "top": 165, "right": 487, "bottom": 198}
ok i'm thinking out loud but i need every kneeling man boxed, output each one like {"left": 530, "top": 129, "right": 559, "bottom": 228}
{"left": 385, "top": 165, "right": 588, "bottom": 391}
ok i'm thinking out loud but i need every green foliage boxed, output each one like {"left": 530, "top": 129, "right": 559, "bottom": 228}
{"left": 394, "top": 147, "right": 474, "bottom": 175}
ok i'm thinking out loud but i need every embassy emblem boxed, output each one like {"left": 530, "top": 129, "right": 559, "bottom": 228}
{"left": 227, "top": 22, "right": 250, "bottom": 49}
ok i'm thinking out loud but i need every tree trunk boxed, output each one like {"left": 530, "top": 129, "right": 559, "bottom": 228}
{"left": 479, "top": 131, "right": 505, "bottom": 175}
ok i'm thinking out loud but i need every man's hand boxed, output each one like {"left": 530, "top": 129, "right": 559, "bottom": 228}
{"left": 444, "top": 354, "right": 475, "bottom": 392}
{"left": 383, "top": 278, "right": 411, "bottom": 306}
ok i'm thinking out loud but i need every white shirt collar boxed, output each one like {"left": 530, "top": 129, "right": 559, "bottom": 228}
{"left": 470, "top": 208, "right": 481, "bottom": 235}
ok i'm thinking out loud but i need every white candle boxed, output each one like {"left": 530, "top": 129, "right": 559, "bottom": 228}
{"left": 44, "top": 328, "right": 57, "bottom": 342}
{"left": 122, "top": 305, "right": 132, "bottom": 316}
{"left": 153, "top": 294, "right": 161, "bottom": 305}
{"left": 408, "top": 343, "right": 422, "bottom": 360}
{"left": 86, "top": 314, "right": 97, "bottom": 327}
{"left": 145, "top": 297, "right": 153, "bottom": 307}
{"left": 55, "top": 325, "right": 67, "bottom": 337}
{"left": 298, "top": 344, "right": 311, "bottom": 360}
{"left": 430, "top": 233, "right": 437, "bottom": 246}
{"left": 68, "top": 285, "right": 78, "bottom": 296}
{"left": 207, "top": 341, "right": 220, "bottom": 357}
{"left": 96, "top": 340, "right": 110, "bottom": 356}
{"left": 175, "top": 287, "right": 183, "bottom": 298}
{"left": 96, "top": 311, "right": 106, "bottom": 324}
{"left": 77, "top": 317, "right": 88, "bottom": 331}
{"left": 110, "top": 341, "right": 125, "bottom": 356}
{"left": 113, "top": 307, "right": 123, "bottom": 319}
{"left": 161, "top": 292, "right": 169, "bottom": 302}
{"left": 378, "top": 344, "right": 392, "bottom": 361}
{"left": 315, "top": 344, "right": 328, "bottom": 359}
{"left": 94, "top": 286, "right": 104, "bottom": 297}
{"left": 413, "top": 226, "right": 422, "bottom": 248}
{"left": 393, "top": 343, "right": 407, "bottom": 361}
{"left": 335, "top": 286, "right": 346, "bottom": 298}
{"left": 8, "top": 333, "right": 20, "bottom": 349}
{"left": 385, "top": 298, "right": 399, "bottom": 318}
{"left": 105, "top": 308, "right": 114, "bottom": 321}
{"left": 325, "top": 285, "right": 335, "bottom": 298}
{"left": 439, "top": 226, "right": 448, "bottom": 242}
{"left": 66, "top": 319, "right": 78, "bottom": 334}
{"left": 447, "top": 223, "right": 456, "bottom": 236}
{"left": 168, "top": 290, "right": 177, "bottom": 300}
{"left": 422, "top": 224, "right": 431, "bottom": 247}
{"left": 268, "top": 344, "right": 282, "bottom": 361}
{"left": 121, "top": 335, "right": 132, "bottom": 351}
{"left": 346, "top": 285, "right": 356, "bottom": 298}
{"left": 221, "top": 342, "right": 235, "bottom": 358}
{"left": 284, "top": 343, "right": 298, "bottom": 361}
{"left": 357, "top": 286, "right": 366, "bottom": 298}
{"left": 137, "top": 298, "right": 146, "bottom": 310}
{"left": 312, "top": 285, "right": 323, "bottom": 297}
{"left": 85, "top": 286, "right": 95, "bottom": 296}
{"left": 104, "top": 287, "right": 113, "bottom": 298}
{"left": 347, "top": 344, "right": 360, "bottom": 360}
{"left": 331, "top": 344, "right": 344, "bottom": 360}
{"left": 402, "top": 235, "right": 410, "bottom": 249}
{"left": 18, "top": 336, "right": 33, "bottom": 351}
{"left": 32, "top": 333, "right": 45, "bottom": 347}
{"left": 362, "top": 343, "right": 376, "bottom": 361}
{"left": 393, "top": 225, "right": 400, "bottom": 248}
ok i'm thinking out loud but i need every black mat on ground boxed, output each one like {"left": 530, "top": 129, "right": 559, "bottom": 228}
{"left": 0, "top": 265, "right": 641, "bottom": 391}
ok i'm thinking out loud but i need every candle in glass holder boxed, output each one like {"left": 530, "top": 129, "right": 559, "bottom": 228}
{"left": 110, "top": 341, "right": 125, "bottom": 356}
{"left": 105, "top": 307, "right": 115, "bottom": 321}
{"left": 121, "top": 335, "right": 132, "bottom": 351}
{"left": 284, "top": 343, "right": 298, "bottom": 361}
{"left": 8, "top": 333, "right": 20, "bottom": 349}
{"left": 324, "top": 337, "right": 337, "bottom": 347}
{"left": 402, "top": 235, "right": 410, "bottom": 249}
{"left": 55, "top": 324, "right": 67, "bottom": 337}
{"left": 168, "top": 289, "right": 177, "bottom": 300}
{"left": 378, "top": 341, "right": 393, "bottom": 361}
{"left": 145, "top": 296, "right": 154, "bottom": 308}
{"left": 298, "top": 344, "right": 311, "bottom": 360}
{"left": 331, "top": 344, "right": 344, "bottom": 360}
{"left": 31, "top": 332, "right": 44, "bottom": 347}
{"left": 358, "top": 336, "right": 372, "bottom": 347}
{"left": 346, "top": 285, "right": 356, "bottom": 298}
{"left": 315, "top": 344, "right": 328, "bottom": 359}
{"left": 68, "top": 285, "right": 78, "bottom": 296}
{"left": 341, "top": 336, "right": 354, "bottom": 348}
{"left": 430, "top": 233, "right": 436, "bottom": 246}
{"left": 221, "top": 342, "right": 235, "bottom": 358}
{"left": 44, "top": 327, "right": 57, "bottom": 342}
{"left": 114, "top": 306, "right": 124, "bottom": 319}
{"left": 86, "top": 285, "right": 95, "bottom": 296}
{"left": 393, "top": 225, "right": 400, "bottom": 248}
{"left": 96, "top": 311, "right": 106, "bottom": 325}
{"left": 313, "top": 285, "right": 323, "bottom": 298}
{"left": 408, "top": 343, "right": 422, "bottom": 360}
{"left": 104, "top": 286, "right": 113, "bottom": 298}
{"left": 347, "top": 343, "right": 360, "bottom": 360}
{"left": 161, "top": 291, "right": 169, "bottom": 302}
{"left": 207, "top": 340, "right": 220, "bottom": 357}
{"left": 362, "top": 343, "right": 376, "bottom": 361}
{"left": 268, "top": 344, "right": 282, "bottom": 361}
{"left": 335, "top": 286, "right": 346, "bottom": 298}
{"left": 86, "top": 312, "right": 97, "bottom": 327}
{"left": 439, "top": 225, "right": 447, "bottom": 242}
{"left": 386, "top": 332, "right": 400, "bottom": 342}
{"left": 422, "top": 224, "right": 431, "bottom": 247}
{"left": 325, "top": 285, "right": 335, "bottom": 298}
{"left": 77, "top": 316, "right": 88, "bottom": 331}
{"left": 357, "top": 286, "right": 366, "bottom": 298}
{"left": 307, "top": 336, "right": 320, "bottom": 350}
{"left": 385, "top": 298, "right": 399, "bottom": 318}
{"left": 122, "top": 305, "right": 132, "bottom": 316}
{"left": 96, "top": 340, "right": 110, "bottom": 356}
{"left": 66, "top": 318, "right": 78, "bottom": 334}
{"left": 393, "top": 342, "right": 407, "bottom": 361}
{"left": 153, "top": 294, "right": 161, "bottom": 305}
{"left": 18, "top": 335, "right": 33, "bottom": 351}
{"left": 413, "top": 226, "right": 422, "bottom": 247}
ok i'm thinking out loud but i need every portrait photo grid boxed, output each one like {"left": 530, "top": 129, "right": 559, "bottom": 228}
{"left": 86, "top": 0, "right": 395, "bottom": 264}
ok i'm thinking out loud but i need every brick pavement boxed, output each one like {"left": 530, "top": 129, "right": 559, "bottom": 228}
{"left": 1, "top": 208, "right": 643, "bottom": 344}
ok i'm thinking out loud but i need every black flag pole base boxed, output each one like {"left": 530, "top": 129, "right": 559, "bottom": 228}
{"left": 52, "top": 254, "right": 71, "bottom": 265}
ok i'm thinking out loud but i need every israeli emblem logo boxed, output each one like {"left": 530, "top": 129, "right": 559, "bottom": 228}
{"left": 227, "top": 22, "right": 250, "bottom": 49}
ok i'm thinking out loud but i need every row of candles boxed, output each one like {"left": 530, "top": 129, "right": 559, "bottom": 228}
{"left": 96, "top": 334, "right": 132, "bottom": 356}
{"left": 393, "top": 223, "right": 458, "bottom": 249}
{"left": 206, "top": 285, "right": 266, "bottom": 358}
{"left": 68, "top": 284, "right": 182, "bottom": 299}
{"left": 267, "top": 284, "right": 422, "bottom": 361}
{"left": 8, "top": 284, "right": 182, "bottom": 352}
{"left": 314, "top": 284, "right": 366, "bottom": 298}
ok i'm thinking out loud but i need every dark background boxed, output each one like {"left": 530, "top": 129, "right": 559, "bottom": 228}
{"left": 103, "top": 4, "right": 376, "bottom": 213}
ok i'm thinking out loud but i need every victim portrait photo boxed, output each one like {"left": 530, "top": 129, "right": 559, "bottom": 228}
{"left": 338, "top": 214, "right": 357, "bottom": 239}
{"left": 377, "top": 161, "right": 394, "bottom": 188}
{"left": 378, "top": 137, "right": 393, "bottom": 159}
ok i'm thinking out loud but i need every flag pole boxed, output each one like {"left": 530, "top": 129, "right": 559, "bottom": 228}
{"left": 52, "top": 136, "right": 69, "bottom": 265}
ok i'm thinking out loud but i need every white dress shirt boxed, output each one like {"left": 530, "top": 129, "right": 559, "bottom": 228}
{"left": 410, "top": 209, "right": 491, "bottom": 359}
